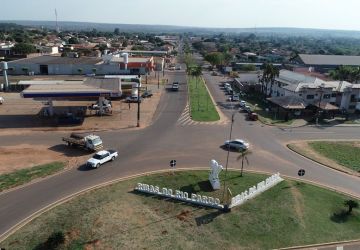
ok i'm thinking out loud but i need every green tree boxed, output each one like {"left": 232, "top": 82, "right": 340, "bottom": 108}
{"left": 68, "top": 37, "right": 79, "bottom": 44}
{"left": 236, "top": 149, "right": 251, "bottom": 177}
{"left": 13, "top": 43, "right": 36, "bottom": 54}
{"left": 261, "top": 63, "right": 279, "bottom": 97}
{"left": 344, "top": 200, "right": 359, "bottom": 214}
{"left": 114, "top": 28, "right": 120, "bottom": 35}
{"left": 204, "top": 52, "right": 224, "bottom": 67}
{"left": 330, "top": 66, "right": 360, "bottom": 83}
{"left": 241, "top": 64, "right": 256, "bottom": 72}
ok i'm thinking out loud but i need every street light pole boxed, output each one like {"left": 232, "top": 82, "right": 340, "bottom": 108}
{"left": 222, "top": 113, "right": 235, "bottom": 203}
{"left": 316, "top": 84, "right": 325, "bottom": 125}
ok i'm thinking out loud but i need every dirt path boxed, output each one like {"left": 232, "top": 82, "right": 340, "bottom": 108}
{"left": 290, "top": 183, "right": 305, "bottom": 227}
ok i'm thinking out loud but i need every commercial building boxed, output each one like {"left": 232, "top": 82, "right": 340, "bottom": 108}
{"left": 264, "top": 70, "right": 360, "bottom": 113}
{"left": 295, "top": 54, "right": 360, "bottom": 73}
{"left": 6, "top": 54, "right": 154, "bottom": 75}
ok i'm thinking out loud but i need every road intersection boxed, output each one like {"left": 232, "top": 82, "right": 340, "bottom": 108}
{"left": 0, "top": 68, "right": 359, "bottom": 241}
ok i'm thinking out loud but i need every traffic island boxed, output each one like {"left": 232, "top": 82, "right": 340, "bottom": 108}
{"left": 1, "top": 170, "right": 360, "bottom": 249}
{"left": 288, "top": 141, "right": 360, "bottom": 176}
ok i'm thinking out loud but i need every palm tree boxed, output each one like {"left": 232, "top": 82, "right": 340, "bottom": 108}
{"left": 190, "top": 65, "right": 202, "bottom": 89}
{"left": 261, "top": 63, "right": 279, "bottom": 97}
{"left": 236, "top": 149, "right": 252, "bottom": 177}
{"left": 344, "top": 200, "right": 359, "bottom": 214}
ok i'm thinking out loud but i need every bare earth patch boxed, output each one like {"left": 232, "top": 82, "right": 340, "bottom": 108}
{"left": 0, "top": 144, "right": 87, "bottom": 174}
{"left": 290, "top": 183, "right": 305, "bottom": 227}
{"left": 288, "top": 141, "right": 360, "bottom": 176}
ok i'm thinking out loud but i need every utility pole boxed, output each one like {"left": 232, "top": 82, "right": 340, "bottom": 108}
{"left": 137, "top": 83, "right": 141, "bottom": 127}
{"left": 157, "top": 70, "right": 160, "bottom": 89}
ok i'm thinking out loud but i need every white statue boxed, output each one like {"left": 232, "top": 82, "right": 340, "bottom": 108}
{"left": 209, "top": 159, "right": 223, "bottom": 190}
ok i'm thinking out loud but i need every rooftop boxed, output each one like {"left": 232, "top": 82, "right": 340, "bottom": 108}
{"left": 21, "top": 83, "right": 111, "bottom": 98}
{"left": 299, "top": 54, "right": 360, "bottom": 66}
{"left": 110, "top": 57, "right": 151, "bottom": 63}
{"left": 8, "top": 55, "right": 104, "bottom": 65}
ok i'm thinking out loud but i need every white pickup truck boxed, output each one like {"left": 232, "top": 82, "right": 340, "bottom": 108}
{"left": 86, "top": 150, "right": 118, "bottom": 168}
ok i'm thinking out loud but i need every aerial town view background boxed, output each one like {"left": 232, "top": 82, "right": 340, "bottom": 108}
{"left": 0, "top": 0, "right": 360, "bottom": 249}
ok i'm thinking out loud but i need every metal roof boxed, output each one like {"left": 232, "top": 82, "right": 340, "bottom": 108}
{"left": 21, "top": 84, "right": 111, "bottom": 98}
{"left": 267, "top": 96, "right": 307, "bottom": 110}
{"left": 84, "top": 78, "right": 121, "bottom": 92}
{"left": 299, "top": 54, "right": 360, "bottom": 66}
{"left": 8, "top": 55, "right": 104, "bottom": 65}
{"left": 17, "top": 80, "right": 83, "bottom": 85}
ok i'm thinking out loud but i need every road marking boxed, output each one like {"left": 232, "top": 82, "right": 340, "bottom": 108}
{"left": 336, "top": 246, "right": 343, "bottom": 250}
{"left": 176, "top": 104, "right": 229, "bottom": 126}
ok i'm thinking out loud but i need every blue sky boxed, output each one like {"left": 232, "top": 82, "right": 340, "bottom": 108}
{"left": 1, "top": 0, "right": 360, "bottom": 31}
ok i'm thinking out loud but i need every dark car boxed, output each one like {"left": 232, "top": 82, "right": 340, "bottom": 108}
{"left": 172, "top": 82, "right": 179, "bottom": 91}
{"left": 141, "top": 90, "right": 153, "bottom": 98}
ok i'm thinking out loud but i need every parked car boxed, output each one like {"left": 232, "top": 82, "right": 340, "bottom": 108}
{"left": 125, "top": 96, "right": 142, "bottom": 103}
{"left": 232, "top": 94, "right": 240, "bottom": 102}
{"left": 86, "top": 150, "right": 118, "bottom": 168}
{"left": 248, "top": 112, "right": 258, "bottom": 121}
{"left": 212, "top": 71, "right": 218, "bottom": 76}
{"left": 0, "top": 96, "right": 4, "bottom": 105}
{"left": 224, "top": 139, "right": 250, "bottom": 150}
{"left": 226, "top": 88, "right": 233, "bottom": 95}
{"left": 227, "top": 94, "right": 240, "bottom": 102}
{"left": 175, "top": 65, "right": 182, "bottom": 70}
{"left": 89, "top": 99, "right": 112, "bottom": 110}
{"left": 141, "top": 90, "right": 153, "bottom": 98}
{"left": 223, "top": 83, "right": 231, "bottom": 89}
{"left": 240, "top": 105, "right": 252, "bottom": 113}
{"left": 239, "top": 100, "right": 246, "bottom": 107}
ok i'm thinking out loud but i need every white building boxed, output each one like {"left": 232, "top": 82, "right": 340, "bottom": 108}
{"left": 265, "top": 70, "right": 360, "bottom": 113}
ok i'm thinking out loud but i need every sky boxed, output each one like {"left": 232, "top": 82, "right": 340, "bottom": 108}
{"left": 1, "top": 0, "right": 360, "bottom": 31}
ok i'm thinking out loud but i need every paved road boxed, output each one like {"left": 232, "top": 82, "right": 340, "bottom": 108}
{"left": 0, "top": 67, "right": 360, "bottom": 242}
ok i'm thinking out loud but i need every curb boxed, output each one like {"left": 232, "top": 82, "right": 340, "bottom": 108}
{"left": 277, "top": 239, "right": 360, "bottom": 250}
{"left": 286, "top": 142, "right": 360, "bottom": 177}
{"left": 1, "top": 167, "right": 360, "bottom": 243}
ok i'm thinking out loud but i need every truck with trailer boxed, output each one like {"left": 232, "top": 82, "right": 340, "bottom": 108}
{"left": 62, "top": 133, "right": 103, "bottom": 151}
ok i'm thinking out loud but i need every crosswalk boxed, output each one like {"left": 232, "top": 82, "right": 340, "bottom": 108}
{"left": 176, "top": 104, "right": 229, "bottom": 126}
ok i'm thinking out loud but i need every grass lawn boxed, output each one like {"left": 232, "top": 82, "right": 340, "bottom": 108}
{"left": 2, "top": 170, "right": 359, "bottom": 249}
{"left": 309, "top": 141, "right": 360, "bottom": 172}
{"left": 188, "top": 76, "right": 220, "bottom": 121}
{"left": 0, "top": 162, "right": 65, "bottom": 192}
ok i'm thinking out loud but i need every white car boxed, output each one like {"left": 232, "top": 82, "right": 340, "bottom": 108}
{"left": 87, "top": 150, "right": 118, "bottom": 168}
{"left": 0, "top": 96, "right": 4, "bottom": 105}
{"left": 239, "top": 100, "right": 246, "bottom": 107}
{"left": 224, "top": 139, "right": 250, "bottom": 150}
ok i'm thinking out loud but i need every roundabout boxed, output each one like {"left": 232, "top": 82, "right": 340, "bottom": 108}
{"left": 1, "top": 170, "right": 359, "bottom": 249}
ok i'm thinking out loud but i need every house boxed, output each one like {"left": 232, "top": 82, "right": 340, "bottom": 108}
{"left": 0, "top": 42, "right": 15, "bottom": 57}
